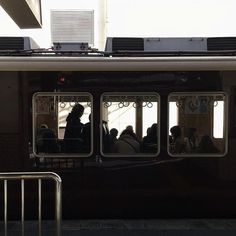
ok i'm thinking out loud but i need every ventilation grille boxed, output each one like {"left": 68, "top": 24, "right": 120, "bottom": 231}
{"left": 112, "top": 38, "right": 144, "bottom": 51}
{"left": 207, "top": 37, "right": 236, "bottom": 51}
{"left": 51, "top": 10, "right": 94, "bottom": 45}
{"left": 0, "top": 37, "right": 24, "bottom": 50}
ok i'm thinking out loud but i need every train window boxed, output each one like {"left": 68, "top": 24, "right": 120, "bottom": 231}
{"left": 168, "top": 93, "right": 227, "bottom": 156}
{"left": 33, "top": 92, "right": 92, "bottom": 157}
{"left": 101, "top": 93, "right": 160, "bottom": 156}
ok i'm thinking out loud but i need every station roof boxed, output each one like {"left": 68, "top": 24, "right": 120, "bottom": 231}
{"left": 0, "top": 0, "right": 42, "bottom": 28}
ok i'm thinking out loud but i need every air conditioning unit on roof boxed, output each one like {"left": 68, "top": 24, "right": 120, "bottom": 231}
{"left": 0, "top": 37, "right": 39, "bottom": 50}
{"left": 105, "top": 37, "right": 236, "bottom": 52}
{"left": 105, "top": 37, "right": 207, "bottom": 52}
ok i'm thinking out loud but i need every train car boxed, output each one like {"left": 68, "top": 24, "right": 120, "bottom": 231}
{"left": 1, "top": 36, "right": 236, "bottom": 219}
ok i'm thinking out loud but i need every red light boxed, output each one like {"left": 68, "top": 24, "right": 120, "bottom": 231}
{"left": 58, "top": 76, "right": 65, "bottom": 83}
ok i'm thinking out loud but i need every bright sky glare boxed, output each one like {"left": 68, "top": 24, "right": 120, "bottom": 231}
{"left": 0, "top": 0, "right": 236, "bottom": 49}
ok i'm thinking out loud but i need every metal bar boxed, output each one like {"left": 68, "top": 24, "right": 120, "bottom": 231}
{"left": 21, "top": 179, "right": 25, "bottom": 236}
{"left": 0, "top": 172, "right": 62, "bottom": 181}
{"left": 4, "top": 179, "right": 7, "bottom": 236}
{"left": 0, "top": 172, "right": 62, "bottom": 236}
{"left": 38, "top": 179, "right": 42, "bottom": 236}
{"left": 55, "top": 178, "right": 62, "bottom": 236}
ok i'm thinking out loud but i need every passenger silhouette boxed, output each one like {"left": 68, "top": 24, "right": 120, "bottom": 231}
{"left": 36, "top": 124, "right": 58, "bottom": 153}
{"left": 198, "top": 135, "right": 219, "bottom": 153}
{"left": 113, "top": 128, "right": 140, "bottom": 154}
{"left": 125, "top": 125, "right": 140, "bottom": 143}
{"left": 184, "top": 127, "right": 199, "bottom": 153}
{"left": 142, "top": 123, "right": 158, "bottom": 153}
{"left": 64, "top": 104, "right": 84, "bottom": 153}
{"left": 109, "top": 128, "right": 118, "bottom": 151}
{"left": 170, "top": 125, "right": 186, "bottom": 154}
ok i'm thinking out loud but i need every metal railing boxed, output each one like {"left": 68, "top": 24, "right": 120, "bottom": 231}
{"left": 0, "top": 172, "right": 62, "bottom": 236}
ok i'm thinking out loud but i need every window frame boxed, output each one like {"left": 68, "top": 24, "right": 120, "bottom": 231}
{"left": 100, "top": 92, "right": 161, "bottom": 158}
{"left": 32, "top": 92, "right": 93, "bottom": 158}
{"left": 167, "top": 92, "right": 228, "bottom": 157}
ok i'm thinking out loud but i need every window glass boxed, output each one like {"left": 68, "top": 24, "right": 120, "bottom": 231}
{"left": 33, "top": 93, "right": 92, "bottom": 156}
{"left": 143, "top": 102, "right": 158, "bottom": 136}
{"left": 168, "top": 93, "right": 227, "bottom": 156}
{"left": 102, "top": 93, "right": 159, "bottom": 156}
{"left": 213, "top": 101, "right": 224, "bottom": 138}
{"left": 169, "top": 102, "right": 178, "bottom": 135}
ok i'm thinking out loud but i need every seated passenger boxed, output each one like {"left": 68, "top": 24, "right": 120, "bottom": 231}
{"left": 125, "top": 125, "right": 140, "bottom": 143}
{"left": 36, "top": 124, "right": 59, "bottom": 153}
{"left": 142, "top": 123, "right": 158, "bottom": 153}
{"left": 109, "top": 128, "right": 118, "bottom": 151}
{"left": 142, "top": 127, "right": 150, "bottom": 145}
{"left": 184, "top": 127, "right": 199, "bottom": 153}
{"left": 113, "top": 129, "right": 140, "bottom": 154}
{"left": 170, "top": 125, "right": 186, "bottom": 154}
{"left": 197, "top": 135, "right": 220, "bottom": 153}
{"left": 64, "top": 104, "right": 84, "bottom": 153}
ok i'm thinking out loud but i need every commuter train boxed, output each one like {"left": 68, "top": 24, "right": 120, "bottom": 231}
{"left": 1, "top": 36, "right": 236, "bottom": 219}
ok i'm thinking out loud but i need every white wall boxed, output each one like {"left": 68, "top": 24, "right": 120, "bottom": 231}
{"left": 0, "top": 0, "right": 107, "bottom": 50}
{"left": 106, "top": 0, "right": 236, "bottom": 38}
{"left": 1, "top": 0, "right": 236, "bottom": 49}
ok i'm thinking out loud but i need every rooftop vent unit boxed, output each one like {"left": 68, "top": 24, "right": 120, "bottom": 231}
{"left": 105, "top": 37, "right": 236, "bottom": 52}
{"left": 111, "top": 38, "right": 144, "bottom": 51}
{"left": 0, "top": 37, "right": 39, "bottom": 50}
{"left": 207, "top": 37, "right": 236, "bottom": 51}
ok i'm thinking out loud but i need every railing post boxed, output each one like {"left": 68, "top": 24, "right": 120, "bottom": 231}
{"left": 4, "top": 179, "right": 7, "bottom": 236}
{"left": 55, "top": 178, "right": 62, "bottom": 236}
{"left": 0, "top": 172, "right": 62, "bottom": 236}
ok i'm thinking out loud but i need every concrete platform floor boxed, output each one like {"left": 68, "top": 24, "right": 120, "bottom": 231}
{"left": 1, "top": 219, "right": 236, "bottom": 236}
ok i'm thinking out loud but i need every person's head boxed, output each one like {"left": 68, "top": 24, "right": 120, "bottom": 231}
{"left": 146, "top": 127, "right": 151, "bottom": 136}
{"left": 120, "top": 128, "right": 133, "bottom": 137}
{"left": 149, "top": 123, "right": 157, "bottom": 137}
{"left": 126, "top": 125, "right": 134, "bottom": 132}
{"left": 71, "top": 103, "right": 84, "bottom": 117}
{"left": 110, "top": 128, "right": 118, "bottom": 137}
{"left": 170, "top": 125, "right": 182, "bottom": 139}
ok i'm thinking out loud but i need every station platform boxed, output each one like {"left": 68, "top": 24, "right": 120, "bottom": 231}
{"left": 1, "top": 219, "right": 236, "bottom": 236}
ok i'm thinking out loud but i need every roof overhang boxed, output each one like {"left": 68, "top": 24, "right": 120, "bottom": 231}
{"left": 0, "top": 0, "right": 42, "bottom": 28}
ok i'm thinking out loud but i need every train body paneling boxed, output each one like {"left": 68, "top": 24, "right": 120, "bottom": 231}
{"left": 0, "top": 72, "right": 26, "bottom": 170}
{"left": 1, "top": 55, "right": 236, "bottom": 219}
